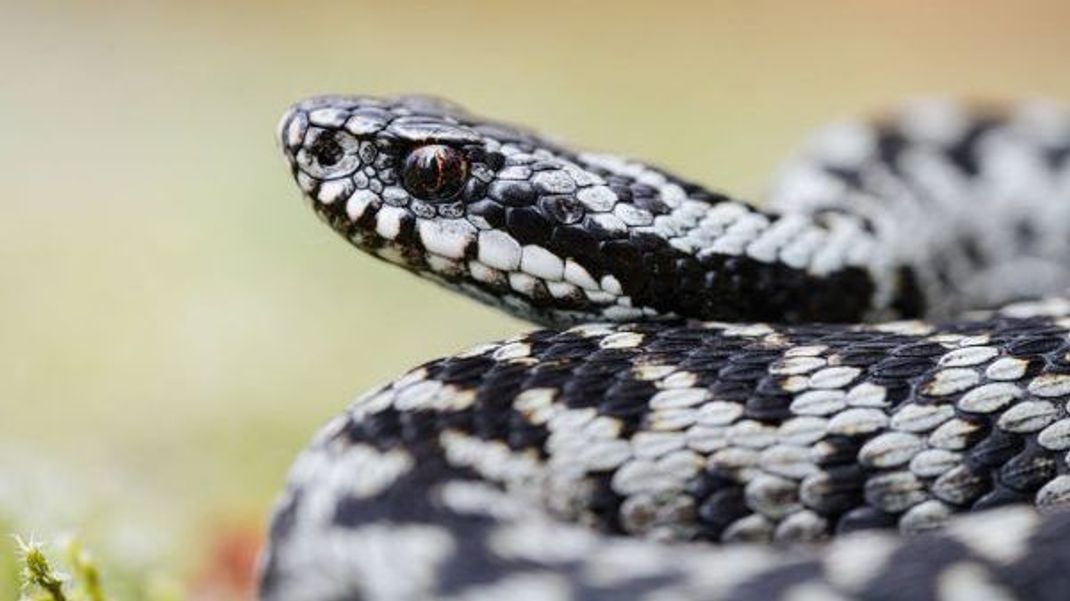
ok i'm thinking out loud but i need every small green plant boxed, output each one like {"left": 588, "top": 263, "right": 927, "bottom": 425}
{"left": 16, "top": 536, "right": 68, "bottom": 601}
{"left": 5, "top": 528, "right": 190, "bottom": 601}
{"left": 15, "top": 535, "right": 109, "bottom": 601}
{"left": 64, "top": 540, "right": 104, "bottom": 601}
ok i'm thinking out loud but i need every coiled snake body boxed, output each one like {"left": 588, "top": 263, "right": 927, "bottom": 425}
{"left": 261, "top": 96, "right": 1070, "bottom": 600}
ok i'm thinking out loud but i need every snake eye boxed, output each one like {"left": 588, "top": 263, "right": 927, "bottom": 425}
{"left": 401, "top": 144, "right": 469, "bottom": 201}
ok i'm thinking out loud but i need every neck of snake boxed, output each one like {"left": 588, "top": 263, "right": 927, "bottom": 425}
{"left": 546, "top": 153, "right": 922, "bottom": 325}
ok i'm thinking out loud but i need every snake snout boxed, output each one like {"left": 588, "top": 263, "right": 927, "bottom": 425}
{"left": 276, "top": 104, "right": 307, "bottom": 162}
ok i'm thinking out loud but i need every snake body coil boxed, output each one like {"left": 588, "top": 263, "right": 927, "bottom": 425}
{"left": 262, "top": 96, "right": 1070, "bottom": 600}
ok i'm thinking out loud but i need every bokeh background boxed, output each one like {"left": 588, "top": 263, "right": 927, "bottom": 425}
{"left": 3, "top": 0, "right": 1070, "bottom": 597}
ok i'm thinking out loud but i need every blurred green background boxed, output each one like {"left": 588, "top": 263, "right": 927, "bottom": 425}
{"left": 3, "top": 0, "right": 1070, "bottom": 597}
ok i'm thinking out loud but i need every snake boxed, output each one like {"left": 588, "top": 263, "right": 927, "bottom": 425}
{"left": 259, "top": 95, "right": 1070, "bottom": 600}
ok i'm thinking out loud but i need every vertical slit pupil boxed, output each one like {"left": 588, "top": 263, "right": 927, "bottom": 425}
{"left": 402, "top": 144, "right": 468, "bottom": 201}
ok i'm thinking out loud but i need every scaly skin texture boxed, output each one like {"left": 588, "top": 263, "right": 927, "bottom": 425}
{"left": 261, "top": 96, "right": 1070, "bottom": 600}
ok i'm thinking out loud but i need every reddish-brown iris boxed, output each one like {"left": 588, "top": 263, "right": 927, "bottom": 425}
{"left": 401, "top": 144, "right": 468, "bottom": 201}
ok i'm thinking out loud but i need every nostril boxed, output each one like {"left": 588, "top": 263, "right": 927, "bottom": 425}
{"left": 309, "top": 133, "right": 345, "bottom": 168}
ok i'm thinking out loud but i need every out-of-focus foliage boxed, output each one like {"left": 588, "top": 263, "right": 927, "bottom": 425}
{"left": 12, "top": 534, "right": 184, "bottom": 601}
{"left": 2, "top": 1, "right": 1069, "bottom": 597}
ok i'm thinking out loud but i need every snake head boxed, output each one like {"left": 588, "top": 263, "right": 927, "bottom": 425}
{"left": 277, "top": 94, "right": 684, "bottom": 325}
